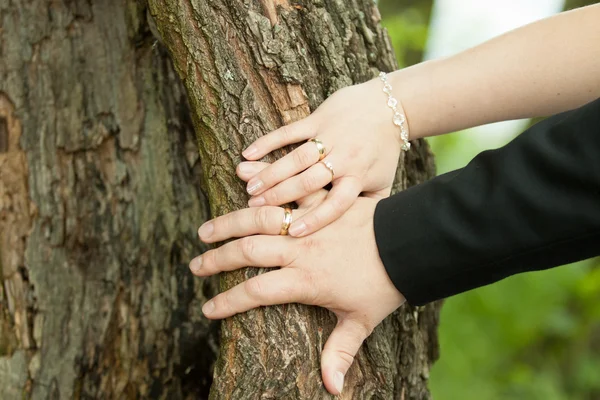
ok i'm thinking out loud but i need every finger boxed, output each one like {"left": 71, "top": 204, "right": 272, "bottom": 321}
{"left": 296, "top": 189, "right": 328, "bottom": 209}
{"left": 236, "top": 161, "right": 270, "bottom": 182}
{"left": 198, "top": 206, "right": 301, "bottom": 243}
{"left": 242, "top": 118, "right": 314, "bottom": 160}
{"left": 249, "top": 156, "right": 339, "bottom": 207}
{"left": 235, "top": 160, "right": 329, "bottom": 207}
{"left": 237, "top": 163, "right": 330, "bottom": 206}
{"left": 363, "top": 187, "right": 391, "bottom": 200}
{"left": 189, "top": 235, "right": 296, "bottom": 277}
{"left": 321, "top": 319, "right": 370, "bottom": 395}
{"left": 288, "top": 177, "right": 361, "bottom": 237}
{"left": 201, "top": 268, "right": 318, "bottom": 319}
{"left": 246, "top": 141, "right": 326, "bottom": 196}
{"left": 236, "top": 161, "right": 329, "bottom": 208}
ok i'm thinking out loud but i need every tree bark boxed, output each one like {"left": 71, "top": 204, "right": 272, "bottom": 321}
{"left": 0, "top": 1, "right": 218, "bottom": 398}
{"left": 148, "top": 1, "right": 440, "bottom": 399}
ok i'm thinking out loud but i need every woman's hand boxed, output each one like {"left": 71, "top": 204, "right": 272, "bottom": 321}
{"left": 190, "top": 192, "right": 405, "bottom": 395}
{"left": 239, "top": 77, "right": 407, "bottom": 237}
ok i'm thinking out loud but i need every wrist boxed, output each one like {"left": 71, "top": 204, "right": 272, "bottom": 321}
{"left": 364, "top": 73, "right": 412, "bottom": 149}
{"left": 368, "top": 198, "right": 406, "bottom": 305}
{"left": 385, "top": 62, "right": 438, "bottom": 141}
{"left": 378, "top": 71, "right": 412, "bottom": 151}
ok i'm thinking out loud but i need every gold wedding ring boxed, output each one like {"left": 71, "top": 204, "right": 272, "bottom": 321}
{"left": 280, "top": 207, "right": 293, "bottom": 235}
{"left": 321, "top": 160, "right": 335, "bottom": 180}
{"left": 309, "top": 138, "right": 326, "bottom": 161}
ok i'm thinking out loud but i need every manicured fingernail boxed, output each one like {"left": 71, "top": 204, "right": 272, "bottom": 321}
{"left": 198, "top": 222, "right": 214, "bottom": 240}
{"left": 190, "top": 256, "right": 202, "bottom": 273}
{"left": 288, "top": 221, "right": 306, "bottom": 236}
{"left": 248, "top": 196, "right": 265, "bottom": 207}
{"left": 247, "top": 179, "right": 263, "bottom": 195}
{"left": 202, "top": 300, "right": 215, "bottom": 315}
{"left": 242, "top": 145, "right": 258, "bottom": 159}
{"left": 334, "top": 371, "right": 344, "bottom": 393}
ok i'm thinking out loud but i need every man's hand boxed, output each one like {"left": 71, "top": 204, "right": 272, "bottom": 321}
{"left": 190, "top": 168, "right": 405, "bottom": 395}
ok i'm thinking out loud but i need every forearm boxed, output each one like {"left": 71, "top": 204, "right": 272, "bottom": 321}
{"left": 374, "top": 98, "right": 600, "bottom": 306}
{"left": 387, "top": 4, "right": 600, "bottom": 139}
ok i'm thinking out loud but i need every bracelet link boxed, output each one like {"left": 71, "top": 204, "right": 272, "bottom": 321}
{"left": 379, "top": 71, "right": 411, "bottom": 151}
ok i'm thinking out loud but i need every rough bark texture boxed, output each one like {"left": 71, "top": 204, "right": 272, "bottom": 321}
{"left": 148, "top": 1, "right": 440, "bottom": 399}
{"left": 0, "top": 1, "right": 219, "bottom": 398}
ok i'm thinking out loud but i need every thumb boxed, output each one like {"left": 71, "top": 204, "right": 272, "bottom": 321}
{"left": 321, "top": 318, "right": 370, "bottom": 395}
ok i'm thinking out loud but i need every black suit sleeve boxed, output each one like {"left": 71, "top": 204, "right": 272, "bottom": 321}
{"left": 374, "top": 97, "right": 600, "bottom": 306}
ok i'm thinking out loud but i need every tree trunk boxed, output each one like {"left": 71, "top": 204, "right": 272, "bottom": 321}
{"left": 148, "top": 1, "right": 440, "bottom": 399}
{"left": 0, "top": 1, "right": 219, "bottom": 398}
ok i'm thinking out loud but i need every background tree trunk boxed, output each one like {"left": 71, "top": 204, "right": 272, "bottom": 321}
{"left": 378, "top": 0, "right": 434, "bottom": 67}
{"left": 0, "top": 1, "right": 219, "bottom": 398}
{"left": 148, "top": 1, "right": 440, "bottom": 399}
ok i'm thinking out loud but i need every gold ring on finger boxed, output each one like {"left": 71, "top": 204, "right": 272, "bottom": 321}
{"left": 320, "top": 160, "right": 335, "bottom": 181}
{"left": 280, "top": 207, "right": 293, "bottom": 235}
{"left": 308, "top": 138, "right": 326, "bottom": 161}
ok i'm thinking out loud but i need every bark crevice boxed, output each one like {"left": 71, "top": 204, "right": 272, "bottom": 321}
{"left": 149, "top": 1, "right": 440, "bottom": 398}
{"left": 1, "top": 1, "right": 218, "bottom": 398}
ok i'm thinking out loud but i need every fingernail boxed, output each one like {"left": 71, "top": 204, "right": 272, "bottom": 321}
{"left": 237, "top": 162, "right": 255, "bottom": 175}
{"left": 190, "top": 256, "right": 202, "bottom": 273}
{"left": 288, "top": 221, "right": 306, "bottom": 236}
{"left": 242, "top": 145, "right": 258, "bottom": 159}
{"left": 198, "top": 222, "right": 214, "bottom": 240}
{"left": 202, "top": 300, "right": 215, "bottom": 315}
{"left": 334, "top": 371, "right": 344, "bottom": 393}
{"left": 248, "top": 196, "right": 265, "bottom": 207}
{"left": 247, "top": 179, "right": 263, "bottom": 195}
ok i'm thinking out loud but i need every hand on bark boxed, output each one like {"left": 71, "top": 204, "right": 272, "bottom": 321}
{"left": 190, "top": 165, "right": 406, "bottom": 395}
{"left": 238, "top": 77, "right": 405, "bottom": 238}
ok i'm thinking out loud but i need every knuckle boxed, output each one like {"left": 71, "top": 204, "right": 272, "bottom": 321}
{"left": 202, "top": 250, "right": 216, "bottom": 272}
{"left": 305, "top": 213, "right": 322, "bottom": 230}
{"left": 329, "top": 196, "right": 345, "bottom": 213}
{"left": 336, "top": 350, "right": 356, "bottom": 369}
{"left": 263, "top": 189, "right": 279, "bottom": 205}
{"left": 239, "top": 237, "right": 256, "bottom": 261}
{"left": 254, "top": 207, "right": 271, "bottom": 230}
{"left": 262, "top": 166, "right": 279, "bottom": 184}
{"left": 244, "top": 278, "right": 263, "bottom": 300}
{"left": 275, "top": 251, "right": 287, "bottom": 267}
{"left": 301, "top": 237, "right": 320, "bottom": 252}
{"left": 301, "top": 173, "right": 319, "bottom": 193}
{"left": 299, "top": 269, "right": 319, "bottom": 303}
{"left": 293, "top": 147, "right": 312, "bottom": 168}
{"left": 274, "top": 280, "right": 295, "bottom": 301}
{"left": 350, "top": 320, "right": 373, "bottom": 341}
{"left": 348, "top": 145, "right": 361, "bottom": 161}
{"left": 279, "top": 125, "right": 291, "bottom": 144}
{"left": 221, "top": 291, "right": 237, "bottom": 315}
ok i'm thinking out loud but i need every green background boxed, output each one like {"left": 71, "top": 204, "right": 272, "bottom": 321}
{"left": 380, "top": 1, "right": 600, "bottom": 398}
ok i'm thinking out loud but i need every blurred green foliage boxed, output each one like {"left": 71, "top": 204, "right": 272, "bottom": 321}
{"left": 379, "top": 0, "right": 432, "bottom": 68}
{"left": 381, "top": 2, "right": 600, "bottom": 399}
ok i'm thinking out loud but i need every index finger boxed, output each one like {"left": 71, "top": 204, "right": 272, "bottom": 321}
{"left": 242, "top": 118, "right": 314, "bottom": 160}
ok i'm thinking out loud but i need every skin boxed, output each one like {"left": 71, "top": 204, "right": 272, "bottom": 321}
{"left": 192, "top": 163, "right": 404, "bottom": 395}
{"left": 240, "top": 4, "right": 600, "bottom": 237}
{"left": 192, "top": 4, "right": 600, "bottom": 395}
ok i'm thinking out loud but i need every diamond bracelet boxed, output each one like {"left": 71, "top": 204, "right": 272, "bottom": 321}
{"left": 379, "top": 71, "right": 410, "bottom": 151}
